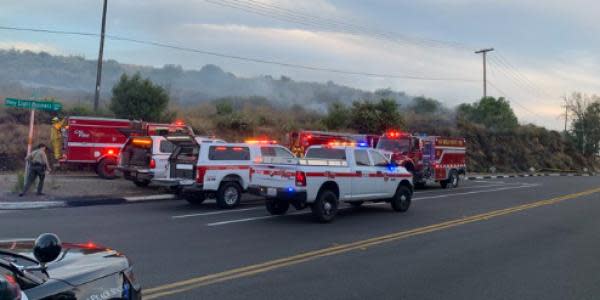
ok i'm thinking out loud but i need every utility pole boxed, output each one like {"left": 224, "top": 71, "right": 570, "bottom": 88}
{"left": 475, "top": 48, "right": 494, "bottom": 98}
{"left": 93, "top": 0, "right": 108, "bottom": 112}
{"left": 563, "top": 96, "right": 569, "bottom": 132}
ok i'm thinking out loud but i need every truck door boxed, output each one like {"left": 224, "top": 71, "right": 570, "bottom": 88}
{"left": 166, "top": 136, "right": 199, "bottom": 180}
{"left": 369, "top": 149, "right": 395, "bottom": 197}
{"left": 351, "top": 149, "right": 376, "bottom": 198}
{"left": 154, "top": 138, "right": 175, "bottom": 179}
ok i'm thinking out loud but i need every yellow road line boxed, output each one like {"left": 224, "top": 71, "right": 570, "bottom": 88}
{"left": 143, "top": 187, "right": 600, "bottom": 299}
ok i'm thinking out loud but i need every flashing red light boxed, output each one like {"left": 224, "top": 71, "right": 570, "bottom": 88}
{"left": 306, "top": 134, "right": 313, "bottom": 139}
{"left": 295, "top": 171, "right": 306, "bottom": 187}
{"left": 107, "top": 149, "right": 115, "bottom": 155}
{"left": 149, "top": 158, "right": 156, "bottom": 169}
{"left": 216, "top": 146, "right": 227, "bottom": 151}
{"left": 174, "top": 120, "right": 185, "bottom": 126}
{"left": 232, "top": 147, "right": 244, "bottom": 151}
{"left": 85, "top": 242, "right": 98, "bottom": 249}
{"left": 4, "top": 274, "right": 17, "bottom": 285}
{"left": 386, "top": 130, "right": 405, "bottom": 138}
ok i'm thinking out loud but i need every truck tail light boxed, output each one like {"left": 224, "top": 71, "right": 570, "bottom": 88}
{"left": 249, "top": 167, "right": 255, "bottom": 181}
{"left": 196, "top": 166, "right": 207, "bottom": 184}
{"left": 295, "top": 171, "right": 306, "bottom": 187}
{"left": 149, "top": 159, "right": 156, "bottom": 169}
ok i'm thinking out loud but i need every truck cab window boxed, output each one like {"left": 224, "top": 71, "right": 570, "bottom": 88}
{"left": 370, "top": 150, "right": 389, "bottom": 167}
{"left": 354, "top": 150, "right": 371, "bottom": 166}
{"left": 209, "top": 146, "right": 250, "bottom": 160}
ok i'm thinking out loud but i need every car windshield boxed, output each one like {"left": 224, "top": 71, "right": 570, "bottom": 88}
{"left": 377, "top": 138, "right": 410, "bottom": 153}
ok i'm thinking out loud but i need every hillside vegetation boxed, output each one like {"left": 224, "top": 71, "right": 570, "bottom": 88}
{"left": 0, "top": 50, "right": 597, "bottom": 173}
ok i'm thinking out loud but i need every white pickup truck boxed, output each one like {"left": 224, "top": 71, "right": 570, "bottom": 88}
{"left": 250, "top": 145, "right": 414, "bottom": 222}
{"left": 153, "top": 136, "right": 296, "bottom": 208}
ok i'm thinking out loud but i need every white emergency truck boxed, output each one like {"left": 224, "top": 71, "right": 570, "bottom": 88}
{"left": 250, "top": 145, "right": 414, "bottom": 222}
{"left": 153, "top": 136, "right": 296, "bottom": 208}
{"left": 118, "top": 136, "right": 223, "bottom": 187}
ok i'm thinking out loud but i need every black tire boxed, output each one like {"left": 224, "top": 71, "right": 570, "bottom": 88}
{"left": 310, "top": 190, "right": 339, "bottom": 222}
{"left": 183, "top": 192, "right": 206, "bottom": 205}
{"left": 414, "top": 182, "right": 426, "bottom": 189}
{"left": 96, "top": 158, "right": 117, "bottom": 179}
{"left": 349, "top": 201, "right": 364, "bottom": 207}
{"left": 391, "top": 185, "right": 412, "bottom": 212}
{"left": 133, "top": 180, "right": 151, "bottom": 187}
{"left": 265, "top": 198, "right": 290, "bottom": 215}
{"left": 440, "top": 180, "right": 448, "bottom": 189}
{"left": 216, "top": 182, "right": 242, "bottom": 209}
{"left": 448, "top": 170, "right": 459, "bottom": 188}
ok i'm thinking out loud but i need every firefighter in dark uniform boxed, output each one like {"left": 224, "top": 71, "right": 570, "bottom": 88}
{"left": 19, "top": 143, "right": 52, "bottom": 196}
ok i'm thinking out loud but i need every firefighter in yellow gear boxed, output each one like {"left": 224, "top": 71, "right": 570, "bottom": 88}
{"left": 50, "top": 117, "right": 65, "bottom": 160}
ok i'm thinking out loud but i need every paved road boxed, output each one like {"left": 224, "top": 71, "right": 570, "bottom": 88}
{"left": 1, "top": 176, "right": 599, "bottom": 299}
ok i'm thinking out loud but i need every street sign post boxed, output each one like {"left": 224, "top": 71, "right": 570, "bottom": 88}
{"left": 4, "top": 97, "right": 63, "bottom": 179}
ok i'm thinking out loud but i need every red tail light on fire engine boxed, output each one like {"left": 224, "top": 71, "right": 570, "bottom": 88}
{"left": 149, "top": 159, "right": 156, "bottom": 169}
{"left": 295, "top": 171, "right": 306, "bottom": 187}
{"left": 196, "top": 166, "right": 207, "bottom": 184}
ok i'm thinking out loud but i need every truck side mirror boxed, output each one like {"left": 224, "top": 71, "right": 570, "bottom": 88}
{"left": 33, "top": 233, "right": 62, "bottom": 266}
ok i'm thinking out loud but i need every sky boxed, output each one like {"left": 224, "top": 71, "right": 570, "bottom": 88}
{"left": 1, "top": 0, "right": 600, "bottom": 130}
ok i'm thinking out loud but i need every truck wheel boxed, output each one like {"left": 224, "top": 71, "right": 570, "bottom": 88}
{"left": 310, "top": 190, "right": 338, "bottom": 222}
{"left": 440, "top": 180, "right": 448, "bottom": 189}
{"left": 183, "top": 192, "right": 206, "bottom": 205}
{"left": 448, "top": 170, "right": 459, "bottom": 188}
{"left": 440, "top": 170, "right": 459, "bottom": 189}
{"left": 133, "top": 180, "right": 150, "bottom": 187}
{"left": 217, "top": 182, "right": 242, "bottom": 209}
{"left": 96, "top": 158, "right": 117, "bottom": 179}
{"left": 265, "top": 198, "right": 290, "bottom": 215}
{"left": 391, "top": 185, "right": 411, "bottom": 212}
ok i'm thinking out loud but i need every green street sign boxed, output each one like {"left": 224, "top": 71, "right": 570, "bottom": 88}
{"left": 4, "top": 98, "right": 62, "bottom": 111}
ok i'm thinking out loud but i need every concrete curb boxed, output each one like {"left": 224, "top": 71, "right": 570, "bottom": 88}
{"left": 0, "top": 194, "right": 176, "bottom": 210}
{"left": 465, "top": 173, "right": 597, "bottom": 180}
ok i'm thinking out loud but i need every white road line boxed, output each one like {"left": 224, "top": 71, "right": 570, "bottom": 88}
{"left": 206, "top": 184, "right": 540, "bottom": 226}
{"left": 125, "top": 194, "right": 175, "bottom": 202}
{"left": 172, "top": 207, "right": 264, "bottom": 219}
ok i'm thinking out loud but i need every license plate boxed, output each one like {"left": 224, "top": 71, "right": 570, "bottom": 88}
{"left": 176, "top": 164, "right": 193, "bottom": 170}
{"left": 267, "top": 188, "right": 277, "bottom": 197}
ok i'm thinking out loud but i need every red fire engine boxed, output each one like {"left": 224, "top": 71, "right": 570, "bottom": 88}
{"left": 376, "top": 130, "right": 466, "bottom": 188}
{"left": 59, "top": 116, "right": 192, "bottom": 179}
{"left": 288, "top": 130, "right": 379, "bottom": 157}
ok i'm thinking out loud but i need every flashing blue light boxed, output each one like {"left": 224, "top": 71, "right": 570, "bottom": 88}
{"left": 387, "top": 163, "right": 397, "bottom": 172}
{"left": 287, "top": 187, "right": 295, "bottom": 193}
{"left": 357, "top": 142, "right": 368, "bottom": 147}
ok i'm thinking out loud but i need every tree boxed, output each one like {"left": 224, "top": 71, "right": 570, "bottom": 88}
{"left": 457, "top": 97, "right": 518, "bottom": 131}
{"left": 322, "top": 101, "right": 350, "bottom": 130}
{"left": 349, "top": 98, "right": 404, "bottom": 133}
{"left": 109, "top": 73, "right": 172, "bottom": 122}
{"left": 411, "top": 96, "right": 442, "bottom": 114}
{"left": 566, "top": 92, "right": 600, "bottom": 156}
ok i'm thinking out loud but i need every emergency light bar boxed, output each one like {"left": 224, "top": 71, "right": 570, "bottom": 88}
{"left": 245, "top": 140, "right": 278, "bottom": 144}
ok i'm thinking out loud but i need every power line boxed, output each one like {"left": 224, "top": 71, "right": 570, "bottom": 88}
{"left": 0, "top": 25, "right": 479, "bottom": 82}
{"left": 487, "top": 79, "right": 546, "bottom": 123}
{"left": 495, "top": 53, "right": 555, "bottom": 99}
{"left": 488, "top": 55, "right": 554, "bottom": 100}
{"left": 205, "top": 0, "right": 475, "bottom": 51}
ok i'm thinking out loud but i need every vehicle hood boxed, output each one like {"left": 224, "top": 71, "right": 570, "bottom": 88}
{"left": 0, "top": 240, "right": 129, "bottom": 286}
